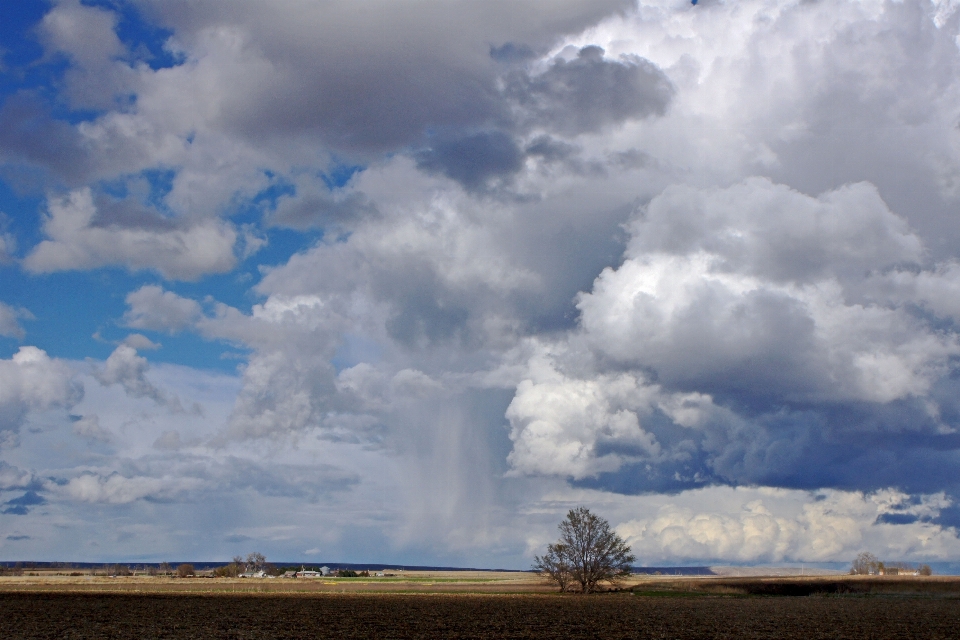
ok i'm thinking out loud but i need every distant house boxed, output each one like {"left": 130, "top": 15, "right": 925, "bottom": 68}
{"left": 240, "top": 570, "right": 266, "bottom": 578}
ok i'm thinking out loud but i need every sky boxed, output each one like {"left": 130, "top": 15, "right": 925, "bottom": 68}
{"left": 2, "top": 0, "right": 960, "bottom": 570}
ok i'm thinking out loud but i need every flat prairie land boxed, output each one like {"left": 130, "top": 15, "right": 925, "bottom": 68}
{"left": 2, "top": 575, "right": 959, "bottom": 639}
{"left": 2, "top": 572, "right": 959, "bottom": 596}
{"left": 0, "top": 570, "right": 550, "bottom": 595}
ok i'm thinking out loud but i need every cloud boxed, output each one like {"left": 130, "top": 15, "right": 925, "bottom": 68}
{"left": 934, "top": 0, "right": 960, "bottom": 28}
{"left": 131, "top": 0, "right": 633, "bottom": 153}
{"left": 267, "top": 174, "right": 377, "bottom": 231}
{"left": 4, "top": 0, "right": 960, "bottom": 567}
{"left": 24, "top": 188, "right": 239, "bottom": 280}
{"left": 122, "top": 334, "right": 161, "bottom": 350}
{"left": 214, "top": 457, "right": 361, "bottom": 501}
{"left": 413, "top": 46, "right": 672, "bottom": 191}
{"left": 0, "top": 461, "right": 39, "bottom": 492}
{"left": 505, "top": 346, "right": 663, "bottom": 479}
{"left": 505, "top": 45, "right": 674, "bottom": 135}
{"left": 0, "top": 346, "right": 82, "bottom": 445}
{"left": 36, "top": 0, "right": 135, "bottom": 111}
{"left": 0, "top": 93, "right": 94, "bottom": 184}
{"left": 38, "top": 0, "right": 123, "bottom": 69}
{"left": 92, "top": 344, "right": 188, "bottom": 412}
{"left": 0, "top": 229, "right": 14, "bottom": 263}
{"left": 46, "top": 455, "right": 359, "bottom": 507}
{"left": 578, "top": 178, "right": 955, "bottom": 404}
{"left": 415, "top": 131, "right": 525, "bottom": 192}
{"left": 0, "top": 302, "right": 31, "bottom": 340}
{"left": 498, "top": 177, "right": 960, "bottom": 495}
{"left": 2, "top": 491, "right": 46, "bottom": 516}
{"left": 71, "top": 414, "right": 111, "bottom": 442}
{"left": 54, "top": 472, "right": 200, "bottom": 505}
{"left": 617, "top": 487, "right": 960, "bottom": 564}
{"left": 123, "top": 285, "right": 203, "bottom": 333}
{"left": 153, "top": 430, "right": 183, "bottom": 451}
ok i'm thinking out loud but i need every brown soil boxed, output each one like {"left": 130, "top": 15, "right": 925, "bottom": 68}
{"left": 1, "top": 592, "right": 959, "bottom": 639}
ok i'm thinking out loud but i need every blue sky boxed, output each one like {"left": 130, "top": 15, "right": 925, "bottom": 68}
{"left": 3, "top": 0, "right": 960, "bottom": 570}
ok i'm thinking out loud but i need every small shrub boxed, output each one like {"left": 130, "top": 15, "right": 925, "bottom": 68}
{"left": 176, "top": 564, "right": 195, "bottom": 578}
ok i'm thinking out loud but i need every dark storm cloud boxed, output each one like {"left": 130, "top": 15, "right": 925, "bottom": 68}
{"left": 377, "top": 260, "right": 473, "bottom": 347}
{"left": 505, "top": 45, "right": 674, "bottom": 135}
{"left": 414, "top": 46, "right": 674, "bottom": 190}
{"left": 414, "top": 131, "right": 525, "bottom": 191}
{"left": 133, "top": 0, "right": 635, "bottom": 154}
{"left": 567, "top": 394, "right": 960, "bottom": 502}
{"left": 489, "top": 42, "right": 537, "bottom": 63}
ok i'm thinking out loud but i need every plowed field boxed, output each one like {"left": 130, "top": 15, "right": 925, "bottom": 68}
{"left": 1, "top": 592, "right": 959, "bottom": 639}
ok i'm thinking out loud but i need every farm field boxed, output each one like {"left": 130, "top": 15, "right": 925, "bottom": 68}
{"left": 0, "top": 570, "right": 549, "bottom": 595}
{"left": 1, "top": 572, "right": 959, "bottom": 596}
{"left": 2, "top": 591, "right": 960, "bottom": 639}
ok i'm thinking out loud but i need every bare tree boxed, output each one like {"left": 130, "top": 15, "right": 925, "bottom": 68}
{"left": 535, "top": 507, "right": 635, "bottom": 594}
{"left": 851, "top": 551, "right": 878, "bottom": 575}
{"left": 176, "top": 564, "right": 195, "bottom": 578}
{"left": 533, "top": 542, "right": 572, "bottom": 592}
{"left": 919, "top": 564, "right": 933, "bottom": 576}
{"left": 246, "top": 552, "right": 266, "bottom": 573}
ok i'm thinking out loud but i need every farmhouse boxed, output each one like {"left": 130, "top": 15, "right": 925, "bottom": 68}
{"left": 240, "top": 570, "right": 267, "bottom": 578}
{"left": 296, "top": 570, "right": 320, "bottom": 578}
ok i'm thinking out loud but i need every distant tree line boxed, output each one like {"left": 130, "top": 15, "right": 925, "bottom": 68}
{"left": 851, "top": 551, "right": 932, "bottom": 576}
{"left": 213, "top": 552, "right": 274, "bottom": 577}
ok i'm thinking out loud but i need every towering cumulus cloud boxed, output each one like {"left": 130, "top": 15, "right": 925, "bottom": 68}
{"left": 509, "top": 178, "right": 960, "bottom": 496}
{"left": 2, "top": 0, "right": 960, "bottom": 567}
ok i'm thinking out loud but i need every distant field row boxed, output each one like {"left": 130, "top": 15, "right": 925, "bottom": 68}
{"left": 1, "top": 573, "right": 958, "bottom": 596}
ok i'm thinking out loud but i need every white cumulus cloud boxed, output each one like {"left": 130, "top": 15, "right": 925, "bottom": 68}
{"left": 24, "top": 188, "right": 239, "bottom": 280}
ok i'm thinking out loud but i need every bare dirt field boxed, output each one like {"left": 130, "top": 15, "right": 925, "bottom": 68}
{"left": 2, "top": 591, "right": 960, "bottom": 639}
{"left": 1, "top": 575, "right": 959, "bottom": 638}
